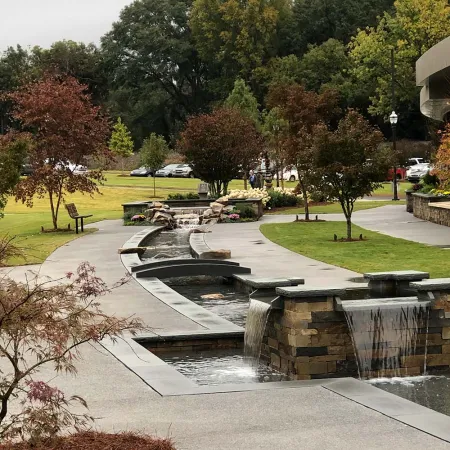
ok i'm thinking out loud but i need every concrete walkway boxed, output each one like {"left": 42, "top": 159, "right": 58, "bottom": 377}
{"left": 3, "top": 213, "right": 450, "bottom": 449}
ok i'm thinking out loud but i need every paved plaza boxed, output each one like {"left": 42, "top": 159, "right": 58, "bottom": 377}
{"left": 3, "top": 206, "right": 450, "bottom": 449}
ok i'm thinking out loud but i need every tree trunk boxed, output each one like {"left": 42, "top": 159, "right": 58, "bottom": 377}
{"left": 346, "top": 218, "right": 352, "bottom": 240}
{"left": 299, "top": 178, "right": 309, "bottom": 221}
{"left": 49, "top": 191, "right": 58, "bottom": 230}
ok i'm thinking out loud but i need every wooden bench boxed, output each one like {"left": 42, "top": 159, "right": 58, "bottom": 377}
{"left": 65, "top": 203, "right": 92, "bottom": 234}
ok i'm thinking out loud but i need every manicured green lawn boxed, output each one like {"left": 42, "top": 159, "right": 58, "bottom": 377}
{"left": 260, "top": 221, "right": 449, "bottom": 278}
{"left": 269, "top": 200, "right": 405, "bottom": 215}
{"left": 371, "top": 182, "right": 410, "bottom": 198}
{"left": 0, "top": 171, "right": 411, "bottom": 267}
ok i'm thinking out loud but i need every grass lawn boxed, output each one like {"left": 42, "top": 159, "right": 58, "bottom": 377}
{"left": 0, "top": 172, "right": 411, "bottom": 267}
{"left": 260, "top": 221, "right": 449, "bottom": 278}
{"left": 269, "top": 200, "right": 405, "bottom": 215}
{"left": 371, "top": 181, "right": 411, "bottom": 198}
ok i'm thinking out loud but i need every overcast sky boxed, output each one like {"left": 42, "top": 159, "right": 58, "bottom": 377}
{"left": 0, "top": 0, "right": 134, "bottom": 52}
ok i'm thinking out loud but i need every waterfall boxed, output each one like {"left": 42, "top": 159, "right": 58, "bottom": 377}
{"left": 244, "top": 299, "right": 271, "bottom": 363}
{"left": 342, "top": 299, "right": 429, "bottom": 379}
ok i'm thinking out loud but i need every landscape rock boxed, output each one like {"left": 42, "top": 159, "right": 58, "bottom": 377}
{"left": 201, "top": 293, "right": 225, "bottom": 300}
{"left": 199, "top": 249, "right": 231, "bottom": 259}
{"left": 118, "top": 247, "right": 147, "bottom": 256}
{"left": 210, "top": 202, "right": 225, "bottom": 214}
{"left": 152, "top": 201, "right": 164, "bottom": 208}
{"left": 203, "top": 208, "right": 215, "bottom": 219}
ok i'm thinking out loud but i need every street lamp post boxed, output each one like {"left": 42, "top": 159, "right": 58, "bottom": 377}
{"left": 390, "top": 111, "right": 399, "bottom": 201}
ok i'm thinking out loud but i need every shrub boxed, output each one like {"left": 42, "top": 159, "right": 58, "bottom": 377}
{"left": 422, "top": 172, "right": 439, "bottom": 188}
{"left": 0, "top": 431, "right": 175, "bottom": 450}
{"left": 167, "top": 192, "right": 200, "bottom": 200}
{"left": 235, "top": 203, "right": 257, "bottom": 219}
{"left": 420, "top": 184, "right": 436, "bottom": 194}
{"left": 267, "top": 189, "right": 300, "bottom": 208}
{"left": 217, "top": 188, "right": 270, "bottom": 206}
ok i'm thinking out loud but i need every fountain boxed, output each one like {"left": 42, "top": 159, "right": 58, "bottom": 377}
{"left": 342, "top": 298, "right": 430, "bottom": 379}
{"left": 244, "top": 299, "right": 271, "bottom": 362}
{"left": 257, "top": 271, "right": 450, "bottom": 380}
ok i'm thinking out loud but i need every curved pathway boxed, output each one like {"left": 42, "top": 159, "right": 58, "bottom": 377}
{"left": 2, "top": 213, "right": 449, "bottom": 450}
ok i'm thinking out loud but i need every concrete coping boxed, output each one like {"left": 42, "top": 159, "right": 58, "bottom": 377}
{"left": 122, "top": 201, "right": 151, "bottom": 207}
{"left": 410, "top": 278, "right": 450, "bottom": 291}
{"left": 275, "top": 285, "right": 347, "bottom": 298}
{"left": 364, "top": 270, "right": 430, "bottom": 281}
{"left": 233, "top": 274, "right": 304, "bottom": 289}
{"left": 412, "top": 193, "right": 450, "bottom": 200}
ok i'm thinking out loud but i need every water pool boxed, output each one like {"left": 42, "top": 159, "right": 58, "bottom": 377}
{"left": 371, "top": 375, "right": 450, "bottom": 416}
{"left": 161, "top": 349, "right": 288, "bottom": 386}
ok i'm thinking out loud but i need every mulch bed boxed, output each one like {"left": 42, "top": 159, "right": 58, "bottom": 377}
{"left": 0, "top": 432, "right": 176, "bottom": 450}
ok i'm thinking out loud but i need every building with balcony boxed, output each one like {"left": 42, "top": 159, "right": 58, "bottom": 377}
{"left": 416, "top": 36, "right": 450, "bottom": 121}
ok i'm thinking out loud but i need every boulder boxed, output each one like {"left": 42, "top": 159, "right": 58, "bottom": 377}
{"left": 210, "top": 202, "right": 225, "bottom": 215}
{"left": 203, "top": 208, "right": 215, "bottom": 219}
{"left": 223, "top": 205, "right": 234, "bottom": 213}
{"left": 152, "top": 201, "right": 164, "bottom": 208}
{"left": 199, "top": 249, "right": 231, "bottom": 260}
{"left": 118, "top": 247, "right": 146, "bottom": 256}
{"left": 144, "top": 208, "right": 156, "bottom": 220}
{"left": 201, "top": 293, "right": 225, "bottom": 300}
{"left": 203, "top": 218, "right": 219, "bottom": 225}
{"left": 151, "top": 211, "right": 177, "bottom": 229}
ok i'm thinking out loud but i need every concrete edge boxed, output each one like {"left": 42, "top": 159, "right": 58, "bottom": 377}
{"left": 325, "top": 378, "right": 450, "bottom": 443}
{"left": 189, "top": 233, "right": 211, "bottom": 259}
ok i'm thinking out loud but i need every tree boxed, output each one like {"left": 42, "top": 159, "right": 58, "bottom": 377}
{"left": 312, "top": 110, "right": 386, "bottom": 239}
{"left": 349, "top": 0, "right": 450, "bottom": 137}
{"left": 10, "top": 75, "right": 110, "bottom": 230}
{"left": 31, "top": 41, "right": 108, "bottom": 104}
{"left": 261, "top": 107, "right": 288, "bottom": 187}
{"left": 267, "top": 83, "right": 340, "bottom": 220}
{"left": 190, "top": 0, "right": 289, "bottom": 80}
{"left": 101, "top": 0, "right": 211, "bottom": 145}
{"left": 434, "top": 124, "right": 450, "bottom": 189}
{"left": 178, "top": 107, "right": 263, "bottom": 196}
{"left": 140, "top": 133, "right": 170, "bottom": 197}
{"left": 287, "top": 0, "right": 395, "bottom": 56}
{"left": 298, "top": 39, "right": 350, "bottom": 93}
{"left": 225, "top": 78, "right": 260, "bottom": 125}
{"left": 109, "top": 117, "right": 134, "bottom": 175}
{"left": 0, "top": 133, "right": 30, "bottom": 217}
{"left": 225, "top": 78, "right": 260, "bottom": 188}
{"left": 0, "top": 263, "right": 143, "bottom": 444}
{"left": 0, "top": 46, "right": 34, "bottom": 134}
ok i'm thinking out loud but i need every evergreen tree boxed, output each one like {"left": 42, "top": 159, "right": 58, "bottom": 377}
{"left": 109, "top": 117, "right": 134, "bottom": 174}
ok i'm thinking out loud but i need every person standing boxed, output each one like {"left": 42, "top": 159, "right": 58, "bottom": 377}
{"left": 249, "top": 170, "right": 256, "bottom": 189}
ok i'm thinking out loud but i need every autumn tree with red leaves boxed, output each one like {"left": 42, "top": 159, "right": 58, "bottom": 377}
{"left": 9, "top": 75, "right": 110, "bottom": 230}
{"left": 0, "top": 263, "right": 144, "bottom": 445}
{"left": 178, "top": 107, "right": 263, "bottom": 197}
{"left": 267, "top": 84, "right": 340, "bottom": 220}
{"left": 434, "top": 124, "right": 450, "bottom": 189}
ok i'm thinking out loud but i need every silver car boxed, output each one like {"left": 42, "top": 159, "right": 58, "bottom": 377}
{"left": 155, "top": 164, "right": 181, "bottom": 177}
{"left": 173, "top": 164, "right": 194, "bottom": 178}
{"left": 406, "top": 163, "right": 431, "bottom": 183}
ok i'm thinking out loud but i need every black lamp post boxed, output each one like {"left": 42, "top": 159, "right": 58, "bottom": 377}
{"left": 390, "top": 111, "right": 399, "bottom": 201}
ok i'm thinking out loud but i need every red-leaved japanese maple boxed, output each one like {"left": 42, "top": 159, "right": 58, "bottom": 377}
{"left": 9, "top": 75, "right": 110, "bottom": 230}
{"left": 0, "top": 263, "right": 144, "bottom": 444}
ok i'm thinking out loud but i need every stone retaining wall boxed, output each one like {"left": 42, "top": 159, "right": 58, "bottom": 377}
{"left": 261, "top": 275, "right": 450, "bottom": 380}
{"left": 412, "top": 193, "right": 450, "bottom": 225}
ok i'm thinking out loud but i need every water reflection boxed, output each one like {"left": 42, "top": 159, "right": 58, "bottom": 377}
{"left": 162, "top": 349, "right": 288, "bottom": 385}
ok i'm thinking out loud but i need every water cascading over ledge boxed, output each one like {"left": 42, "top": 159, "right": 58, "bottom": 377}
{"left": 259, "top": 272, "right": 450, "bottom": 380}
{"left": 342, "top": 298, "right": 430, "bottom": 379}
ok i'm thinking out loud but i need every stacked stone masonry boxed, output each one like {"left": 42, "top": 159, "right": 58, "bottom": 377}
{"left": 261, "top": 276, "right": 450, "bottom": 380}
{"left": 411, "top": 193, "right": 450, "bottom": 226}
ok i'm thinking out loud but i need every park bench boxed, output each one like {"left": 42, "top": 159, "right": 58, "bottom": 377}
{"left": 65, "top": 203, "right": 92, "bottom": 234}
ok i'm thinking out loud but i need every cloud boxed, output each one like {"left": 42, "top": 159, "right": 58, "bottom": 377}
{"left": 0, "top": 0, "right": 133, "bottom": 51}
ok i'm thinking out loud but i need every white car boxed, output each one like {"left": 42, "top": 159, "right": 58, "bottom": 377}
{"left": 282, "top": 168, "right": 298, "bottom": 182}
{"left": 406, "top": 163, "right": 431, "bottom": 183}
{"left": 172, "top": 164, "right": 195, "bottom": 178}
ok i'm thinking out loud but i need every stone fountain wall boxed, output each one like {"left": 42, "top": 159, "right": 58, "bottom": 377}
{"left": 260, "top": 273, "right": 450, "bottom": 380}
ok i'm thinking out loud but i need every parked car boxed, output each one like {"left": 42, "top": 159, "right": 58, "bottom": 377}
{"left": 173, "top": 164, "right": 195, "bottom": 178}
{"left": 406, "top": 163, "right": 431, "bottom": 183}
{"left": 20, "top": 163, "right": 33, "bottom": 176}
{"left": 155, "top": 164, "right": 181, "bottom": 177}
{"left": 130, "top": 167, "right": 153, "bottom": 177}
{"left": 282, "top": 167, "right": 298, "bottom": 182}
{"left": 387, "top": 167, "right": 407, "bottom": 181}
{"left": 407, "top": 157, "right": 425, "bottom": 167}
